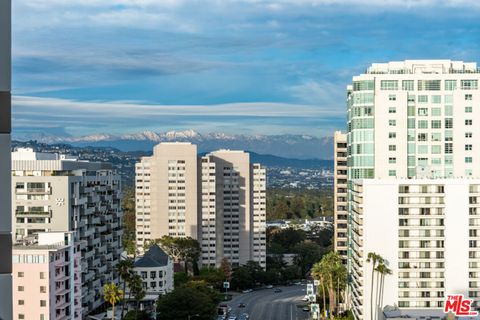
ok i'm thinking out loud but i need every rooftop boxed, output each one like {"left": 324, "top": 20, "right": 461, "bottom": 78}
{"left": 366, "top": 60, "right": 479, "bottom": 75}
{"left": 135, "top": 244, "right": 170, "bottom": 268}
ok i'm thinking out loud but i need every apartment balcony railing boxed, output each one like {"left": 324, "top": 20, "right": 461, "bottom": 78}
{"left": 15, "top": 187, "right": 52, "bottom": 194}
{"left": 15, "top": 210, "right": 52, "bottom": 217}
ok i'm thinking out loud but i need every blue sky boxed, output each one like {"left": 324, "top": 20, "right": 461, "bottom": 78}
{"left": 11, "top": 0, "right": 480, "bottom": 137}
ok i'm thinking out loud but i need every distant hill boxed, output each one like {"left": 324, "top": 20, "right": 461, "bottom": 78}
{"left": 13, "top": 129, "right": 334, "bottom": 160}
{"left": 247, "top": 152, "right": 332, "bottom": 169}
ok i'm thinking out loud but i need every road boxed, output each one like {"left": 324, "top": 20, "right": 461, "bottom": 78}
{"left": 225, "top": 286, "right": 310, "bottom": 320}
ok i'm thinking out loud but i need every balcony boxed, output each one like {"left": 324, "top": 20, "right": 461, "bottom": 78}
{"left": 15, "top": 210, "right": 52, "bottom": 217}
{"left": 16, "top": 187, "right": 52, "bottom": 194}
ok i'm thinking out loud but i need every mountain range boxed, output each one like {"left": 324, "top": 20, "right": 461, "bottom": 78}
{"left": 12, "top": 129, "right": 334, "bottom": 160}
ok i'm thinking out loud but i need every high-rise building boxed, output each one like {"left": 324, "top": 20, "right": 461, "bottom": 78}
{"left": 347, "top": 60, "right": 480, "bottom": 180}
{"left": 13, "top": 232, "right": 82, "bottom": 320}
{"left": 11, "top": 148, "right": 123, "bottom": 315}
{"left": 346, "top": 60, "right": 480, "bottom": 319}
{"left": 0, "top": 0, "right": 12, "bottom": 318}
{"left": 135, "top": 143, "right": 266, "bottom": 268}
{"left": 333, "top": 131, "right": 348, "bottom": 264}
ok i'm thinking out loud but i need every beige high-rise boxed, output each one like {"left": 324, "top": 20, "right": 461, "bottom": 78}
{"left": 136, "top": 143, "right": 266, "bottom": 268}
{"left": 333, "top": 131, "right": 347, "bottom": 264}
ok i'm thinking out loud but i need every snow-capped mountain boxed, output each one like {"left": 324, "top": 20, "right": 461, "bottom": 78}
{"left": 12, "top": 130, "right": 334, "bottom": 159}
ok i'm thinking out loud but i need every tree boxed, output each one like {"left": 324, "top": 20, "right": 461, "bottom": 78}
{"left": 174, "top": 272, "right": 190, "bottom": 287}
{"left": 153, "top": 236, "right": 200, "bottom": 274}
{"left": 311, "top": 264, "right": 328, "bottom": 318}
{"left": 197, "top": 268, "right": 224, "bottom": 289}
{"left": 292, "top": 241, "right": 324, "bottom": 277}
{"left": 366, "top": 252, "right": 384, "bottom": 320}
{"left": 220, "top": 258, "right": 232, "bottom": 281}
{"left": 311, "top": 252, "right": 347, "bottom": 317}
{"left": 231, "top": 266, "right": 254, "bottom": 290}
{"left": 103, "top": 283, "right": 124, "bottom": 320}
{"left": 116, "top": 259, "right": 134, "bottom": 319}
{"left": 375, "top": 262, "right": 392, "bottom": 320}
{"left": 157, "top": 286, "right": 218, "bottom": 320}
{"left": 268, "top": 227, "right": 306, "bottom": 252}
{"left": 128, "top": 274, "right": 146, "bottom": 320}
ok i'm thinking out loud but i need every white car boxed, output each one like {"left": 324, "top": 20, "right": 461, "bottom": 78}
{"left": 301, "top": 296, "right": 309, "bottom": 302}
{"left": 228, "top": 316, "right": 237, "bottom": 320}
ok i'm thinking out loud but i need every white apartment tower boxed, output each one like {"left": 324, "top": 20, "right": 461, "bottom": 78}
{"left": 334, "top": 131, "right": 348, "bottom": 264}
{"left": 136, "top": 143, "right": 266, "bottom": 268}
{"left": 0, "top": 0, "right": 12, "bottom": 318}
{"left": 11, "top": 148, "right": 124, "bottom": 316}
{"left": 347, "top": 60, "right": 480, "bottom": 319}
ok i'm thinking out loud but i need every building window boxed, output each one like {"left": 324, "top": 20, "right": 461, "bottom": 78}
{"left": 418, "top": 108, "right": 428, "bottom": 116}
{"left": 18, "top": 315, "right": 24, "bottom": 320}
{"left": 18, "top": 300, "right": 24, "bottom": 305}
{"left": 445, "top": 118, "right": 453, "bottom": 129}
{"left": 418, "top": 95, "right": 428, "bottom": 103}
{"left": 431, "top": 145, "right": 441, "bottom": 154}
{"left": 466, "top": 157, "right": 473, "bottom": 163}
{"left": 461, "top": 80, "right": 478, "bottom": 90}
{"left": 417, "top": 133, "right": 427, "bottom": 142}
{"left": 402, "top": 80, "right": 414, "bottom": 91}
{"left": 39, "top": 272, "right": 45, "bottom": 279}
{"left": 432, "top": 107, "right": 441, "bottom": 116}
{"left": 389, "top": 170, "right": 396, "bottom": 177}
{"left": 389, "top": 94, "right": 396, "bottom": 101}
{"left": 389, "top": 157, "right": 396, "bottom": 164}
{"left": 380, "top": 80, "right": 398, "bottom": 90}
{"left": 389, "top": 132, "right": 396, "bottom": 139}
{"left": 18, "top": 272, "right": 24, "bottom": 278}
{"left": 389, "top": 145, "right": 396, "bottom": 151}
{"left": 466, "top": 132, "right": 473, "bottom": 138}
{"left": 466, "top": 119, "right": 473, "bottom": 125}
{"left": 445, "top": 80, "right": 457, "bottom": 90}
{"left": 418, "top": 120, "right": 428, "bottom": 128}
{"left": 466, "top": 94, "right": 473, "bottom": 100}
{"left": 418, "top": 80, "right": 441, "bottom": 91}
{"left": 466, "top": 106, "right": 473, "bottom": 113}
{"left": 18, "top": 286, "right": 24, "bottom": 292}
{"left": 40, "top": 300, "right": 46, "bottom": 307}
{"left": 445, "top": 143, "right": 453, "bottom": 154}
{"left": 466, "top": 144, "right": 473, "bottom": 151}
{"left": 150, "top": 271, "right": 156, "bottom": 279}
{"left": 431, "top": 120, "right": 441, "bottom": 129}
{"left": 389, "top": 120, "right": 396, "bottom": 126}
{"left": 389, "top": 107, "right": 396, "bottom": 113}
{"left": 40, "top": 286, "right": 46, "bottom": 293}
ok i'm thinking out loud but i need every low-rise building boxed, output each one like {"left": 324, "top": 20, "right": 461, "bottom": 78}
{"left": 12, "top": 232, "right": 82, "bottom": 320}
{"left": 128, "top": 244, "right": 174, "bottom": 304}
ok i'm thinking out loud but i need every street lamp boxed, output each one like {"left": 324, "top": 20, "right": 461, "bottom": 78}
{"left": 188, "top": 314, "right": 200, "bottom": 320}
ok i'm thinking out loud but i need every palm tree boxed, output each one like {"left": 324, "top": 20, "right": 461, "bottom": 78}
{"left": 103, "top": 283, "right": 124, "bottom": 320}
{"left": 116, "top": 259, "right": 134, "bottom": 319}
{"left": 366, "top": 252, "right": 384, "bottom": 320}
{"left": 128, "top": 274, "right": 146, "bottom": 319}
{"left": 311, "top": 263, "right": 327, "bottom": 318}
{"left": 375, "top": 263, "right": 392, "bottom": 319}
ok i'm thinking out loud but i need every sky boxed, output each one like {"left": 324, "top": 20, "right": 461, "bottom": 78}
{"left": 11, "top": 0, "right": 480, "bottom": 138}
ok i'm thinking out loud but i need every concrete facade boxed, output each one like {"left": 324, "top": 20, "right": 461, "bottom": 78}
{"left": 13, "top": 232, "right": 81, "bottom": 320}
{"left": 135, "top": 143, "right": 266, "bottom": 268}
{"left": 11, "top": 148, "right": 123, "bottom": 316}
{"left": 334, "top": 131, "right": 348, "bottom": 264}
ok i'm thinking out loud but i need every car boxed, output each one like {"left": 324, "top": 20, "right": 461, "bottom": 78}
{"left": 238, "top": 303, "right": 246, "bottom": 308}
{"left": 242, "top": 289, "right": 253, "bottom": 293}
{"left": 301, "top": 296, "right": 309, "bottom": 302}
{"left": 228, "top": 315, "right": 237, "bottom": 320}
{"left": 302, "top": 306, "right": 310, "bottom": 312}
{"left": 294, "top": 282, "right": 302, "bottom": 285}
{"left": 274, "top": 288, "right": 282, "bottom": 293}
{"left": 239, "top": 313, "right": 249, "bottom": 320}
{"left": 266, "top": 285, "right": 273, "bottom": 289}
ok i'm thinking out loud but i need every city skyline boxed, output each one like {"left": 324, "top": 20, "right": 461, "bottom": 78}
{"left": 12, "top": 1, "right": 480, "bottom": 137}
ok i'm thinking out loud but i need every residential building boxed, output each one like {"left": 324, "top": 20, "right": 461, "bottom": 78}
{"left": 135, "top": 143, "right": 266, "bottom": 268}
{"left": 11, "top": 148, "right": 123, "bottom": 315}
{"left": 128, "top": 244, "right": 174, "bottom": 305}
{"left": 347, "top": 60, "right": 480, "bottom": 181}
{"left": 0, "top": 0, "right": 12, "bottom": 318}
{"left": 334, "top": 131, "right": 348, "bottom": 263}
{"left": 350, "top": 179, "right": 480, "bottom": 319}
{"left": 13, "top": 232, "right": 82, "bottom": 320}
{"left": 346, "top": 60, "right": 480, "bottom": 319}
